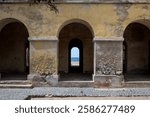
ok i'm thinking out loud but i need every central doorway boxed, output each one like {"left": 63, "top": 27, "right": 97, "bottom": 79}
{"left": 58, "top": 20, "right": 94, "bottom": 81}
{"left": 69, "top": 39, "right": 83, "bottom": 73}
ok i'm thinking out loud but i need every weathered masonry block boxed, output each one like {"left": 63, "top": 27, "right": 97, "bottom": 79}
{"left": 93, "top": 37, "right": 124, "bottom": 88}
{"left": 28, "top": 36, "right": 59, "bottom": 86}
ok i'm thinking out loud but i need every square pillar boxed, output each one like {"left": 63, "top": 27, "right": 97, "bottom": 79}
{"left": 93, "top": 37, "right": 124, "bottom": 88}
{"left": 28, "top": 36, "right": 59, "bottom": 86}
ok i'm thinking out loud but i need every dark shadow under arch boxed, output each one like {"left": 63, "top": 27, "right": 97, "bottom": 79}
{"left": 123, "top": 21, "right": 150, "bottom": 81}
{"left": 123, "top": 41, "right": 127, "bottom": 74}
{"left": 0, "top": 19, "right": 29, "bottom": 80}
{"left": 57, "top": 19, "right": 94, "bottom": 38}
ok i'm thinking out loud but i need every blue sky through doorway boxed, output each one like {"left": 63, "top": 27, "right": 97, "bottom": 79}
{"left": 71, "top": 47, "right": 79, "bottom": 66}
{"left": 71, "top": 47, "right": 79, "bottom": 58}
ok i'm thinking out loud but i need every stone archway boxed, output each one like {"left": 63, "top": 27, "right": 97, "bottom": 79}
{"left": 58, "top": 20, "right": 94, "bottom": 81}
{"left": 0, "top": 18, "right": 29, "bottom": 80}
{"left": 123, "top": 20, "right": 150, "bottom": 81}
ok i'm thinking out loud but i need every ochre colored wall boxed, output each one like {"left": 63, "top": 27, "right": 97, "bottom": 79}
{"left": 30, "top": 40, "right": 58, "bottom": 75}
{"left": 1, "top": 3, "right": 150, "bottom": 76}
{"left": 1, "top": 4, "right": 150, "bottom": 38}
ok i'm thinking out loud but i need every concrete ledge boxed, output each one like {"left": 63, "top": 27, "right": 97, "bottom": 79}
{"left": 93, "top": 37, "right": 124, "bottom": 42}
{"left": 58, "top": 81, "right": 94, "bottom": 87}
{"left": 93, "top": 75, "right": 123, "bottom": 88}
{"left": 0, "top": 0, "right": 30, "bottom": 3}
{"left": 28, "top": 36, "right": 58, "bottom": 41}
{"left": 0, "top": 84, "right": 33, "bottom": 88}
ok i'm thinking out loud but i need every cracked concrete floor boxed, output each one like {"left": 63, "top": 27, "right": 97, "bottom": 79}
{"left": 31, "top": 96, "right": 150, "bottom": 100}
{"left": 1, "top": 87, "right": 150, "bottom": 100}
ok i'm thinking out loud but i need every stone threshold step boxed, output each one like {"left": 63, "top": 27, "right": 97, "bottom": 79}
{"left": 58, "top": 81, "right": 94, "bottom": 87}
{"left": 125, "top": 81, "right": 150, "bottom": 83}
{"left": 59, "top": 81, "right": 94, "bottom": 82}
{"left": 124, "top": 81, "right": 150, "bottom": 87}
{"left": 0, "top": 80, "right": 31, "bottom": 84}
{"left": 0, "top": 84, "right": 33, "bottom": 88}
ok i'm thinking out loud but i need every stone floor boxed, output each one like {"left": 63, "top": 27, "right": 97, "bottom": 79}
{"left": 0, "top": 73, "right": 150, "bottom": 100}
{"left": 31, "top": 96, "right": 150, "bottom": 100}
{"left": 1, "top": 87, "right": 150, "bottom": 100}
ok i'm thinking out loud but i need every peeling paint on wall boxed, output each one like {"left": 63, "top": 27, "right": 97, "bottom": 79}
{"left": 1, "top": 4, "right": 150, "bottom": 37}
{"left": 31, "top": 52, "right": 57, "bottom": 76}
{"left": 115, "top": 4, "right": 131, "bottom": 22}
{"left": 114, "top": 4, "right": 132, "bottom": 36}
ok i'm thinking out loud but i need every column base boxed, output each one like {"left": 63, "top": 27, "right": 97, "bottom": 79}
{"left": 27, "top": 74, "right": 45, "bottom": 82}
{"left": 28, "top": 74, "right": 59, "bottom": 87}
{"left": 45, "top": 75, "right": 59, "bottom": 86}
{"left": 93, "top": 74, "right": 124, "bottom": 88}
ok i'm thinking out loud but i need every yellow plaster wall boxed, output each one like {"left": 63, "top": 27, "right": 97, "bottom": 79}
{"left": 30, "top": 41, "right": 58, "bottom": 75}
{"left": 1, "top": 3, "right": 150, "bottom": 38}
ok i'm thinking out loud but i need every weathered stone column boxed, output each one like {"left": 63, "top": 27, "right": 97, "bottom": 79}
{"left": 93, "top": 37, "right": 124, "bottom": 88}
{"left": 28, "top": 36, "right": 59, "bottom": 86}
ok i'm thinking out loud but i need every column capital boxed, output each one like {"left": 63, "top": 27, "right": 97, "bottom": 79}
{"left": 93, "top": 37, "right": 124, "bottom": 42}
{"left": 28, "top": 36, "right": 59, "bottom": 41}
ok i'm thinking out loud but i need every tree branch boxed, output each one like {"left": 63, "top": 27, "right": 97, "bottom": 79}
{"left": 33, "top": 0, "right": 59, "bottom": 13}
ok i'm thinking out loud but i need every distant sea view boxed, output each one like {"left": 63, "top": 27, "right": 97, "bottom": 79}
{"left": 71, "top": 57, "right": 79, "bottom": 62}
{"left": 71, "top": 57, "right": 79, "bottom": 66}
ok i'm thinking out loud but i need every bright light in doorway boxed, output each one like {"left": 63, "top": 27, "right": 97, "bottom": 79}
{"left": 71, "top": 47, "right": 80, "bottom": 66}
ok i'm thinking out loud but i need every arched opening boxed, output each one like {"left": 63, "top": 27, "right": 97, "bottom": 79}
{"left": 58, "top": 21, "right": 93, "bottom": 81}
{"left": 123, "top": 21, "right": 150, "bottom": 81}
{"left": 69, "top": 39, "right": 83, "bottom": 73}
{"left": 0, "top": 19, "right": 29, "bottom": 80}
{"left": 71, "top": 47, "right": 80, "bottom": 67}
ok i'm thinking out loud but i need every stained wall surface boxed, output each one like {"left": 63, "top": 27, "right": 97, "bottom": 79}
{"left": 1, "top": 3, "right": 150, "bottom": 77}
{"left": 1, "top": 4, "right": 150, "bottom": 38}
